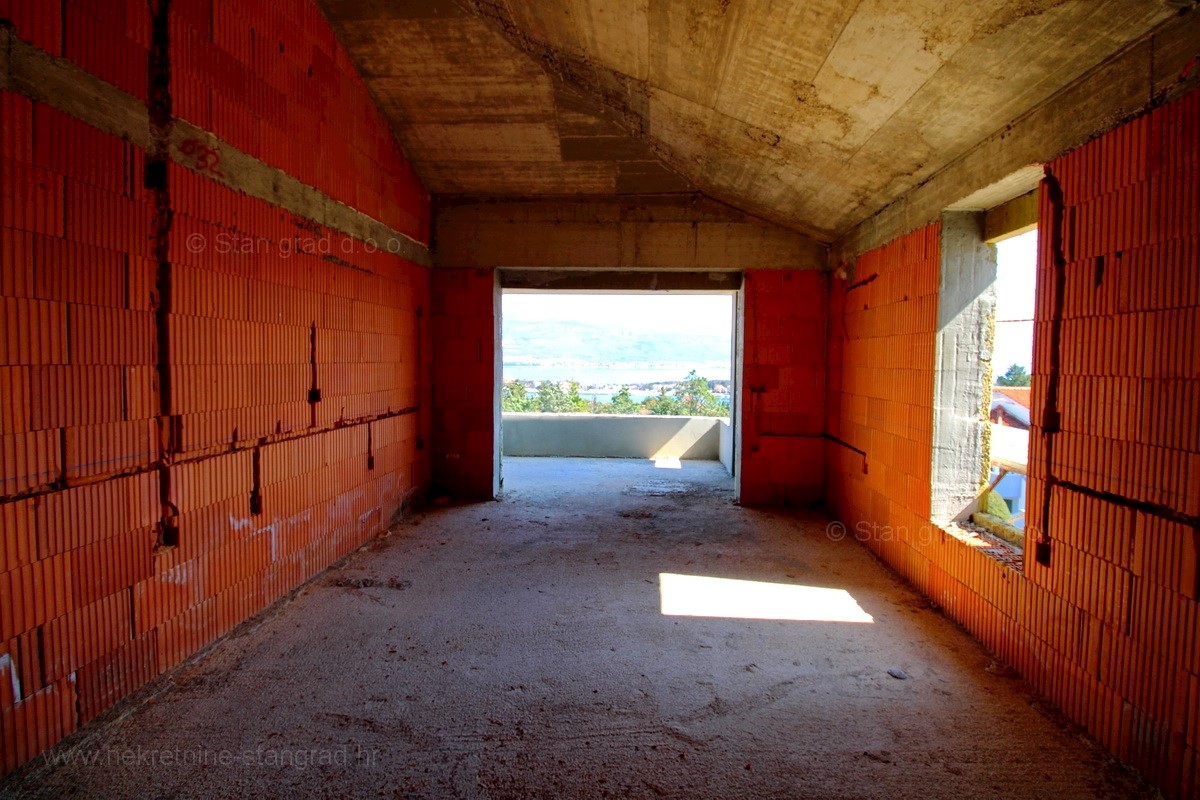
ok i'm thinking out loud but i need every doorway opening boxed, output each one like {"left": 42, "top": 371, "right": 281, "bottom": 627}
{"left": 497, "top": 287, "right": 742, "bottom": 497}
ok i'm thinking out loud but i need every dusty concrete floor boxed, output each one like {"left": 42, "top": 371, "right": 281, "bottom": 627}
{"left": 4, "top": 458, "right": 1154, "bottom": 799}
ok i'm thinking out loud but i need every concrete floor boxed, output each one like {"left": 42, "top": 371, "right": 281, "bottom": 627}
{"left": 5, "top": 458, "right": 1153, "bottom": 799}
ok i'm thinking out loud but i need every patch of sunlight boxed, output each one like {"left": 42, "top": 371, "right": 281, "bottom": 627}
{"left": 649, "top": 417, "right": 714, "bottom": 461}
{"left": 659, "top": 573, "right": 874, "bottom": 623}
{"left": 653, "top": 457, "right": 682, "bottom": 469}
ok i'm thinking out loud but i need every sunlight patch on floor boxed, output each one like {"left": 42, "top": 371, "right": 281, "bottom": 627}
{"left": 659, "top": 573, "right": 875, "bottom": 623}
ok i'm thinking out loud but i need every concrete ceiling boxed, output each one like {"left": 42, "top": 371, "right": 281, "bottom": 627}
{"left": 319, "top": 0, "right": 1175, "bottom": 242}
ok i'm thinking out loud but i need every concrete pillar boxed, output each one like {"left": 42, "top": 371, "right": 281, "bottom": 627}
{"left": 931, "top": 212, "right": 996, "bottom": 521}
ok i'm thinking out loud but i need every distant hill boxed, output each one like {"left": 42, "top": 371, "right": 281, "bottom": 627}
{"left": 502, "top": 319, "right": 731, "bottom": 367}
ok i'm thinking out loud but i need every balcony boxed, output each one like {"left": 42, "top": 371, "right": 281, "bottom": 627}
{"left": 501, "top": 413, "right": 734, "bottom": 474}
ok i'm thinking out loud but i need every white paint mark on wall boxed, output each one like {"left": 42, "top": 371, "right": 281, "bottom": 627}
{"left": 0, "top": 652, "right": 22, "bottom": 701}
{"left": 161, "top": 562, "right": 193, "bottom": 585}
{"left": 256, "top": 522, "right": 279, "bottom": 561}
{"left": 229, "top": 513, "right": 254, "bottom": 532}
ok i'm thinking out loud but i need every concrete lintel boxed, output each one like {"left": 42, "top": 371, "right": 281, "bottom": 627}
{"left": 0, "top": 28, "right": 431, "bottom": 267}
{"left": 435, "top": 196, "right": 827, "bottom": 271}
{"left": 948, "top": 166, "right": 1042, "bottom": 214}
{"left": 833, "top": 10, "right": 1200, "bottom": 263}
{"left": 4, "top": 27, "right": 152, "bottom": 149}
{"left": 500, "top": 269, "right": 741, "bottom": 292}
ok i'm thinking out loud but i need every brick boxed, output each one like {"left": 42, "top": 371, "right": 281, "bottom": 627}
{"left": 0, "top": 366, "right": 31, "bottom": 435}
{"left": 41, "top": 589, "right": 131, "bottom": 682}
{"left": 29, "top": 365, "right": 125, "bottom": 429}
{"left": 76, "top": 631, "right": 159, "bottom": 724}
{"left": 0, "top": 499, "right": 36, "bottom": 574}
{"left": 33, "top": 234, "right": 128, "bottom": 309}
{"left": 34, "top": 470, "right": 148, "bottom": 562}
{"left": 0, "top": 429, "right": 60, "bottom": 496}
{"left": 0, "top": 92, "right": 34, "bottom": 164}
{"left": 0, "top": 161, "right": 63, "bottom": 237}
{"left": 0, "top": 227, "right": 34, "bottom": 299}
{"left": 68, "top": 306, "right": 154, "bottom": 366}
{"left": 69, "top": 526, "right": 155, "bottom": 609}
{"left": 32, "top": 104, "right": 130, "bottom": 195}
{"left": 0, "top": 679, "right": 76, "bottom": 775}
{"left": 62, "top": 4, "right": 148, "bottom": 101}
{"left": 0, "top": 297, "right": 67, "bottom": 366}
{"left": 0, "top": 553, "right": 73, "bottom": 641}
{"left": 63, "top": 420, "right": 157, "bottom": 480}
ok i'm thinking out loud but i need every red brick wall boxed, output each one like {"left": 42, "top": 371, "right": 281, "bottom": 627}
{"left": 826, "top": 225, "right": 939, "bottom": 526}
{"left": 740, "top": 270, "right": 826, "bottom": 505}
{"left": 1, "top": 1, "right": 431, "bottom": 774}
{"left": 1026, "top": 88, "right": 1200, "bottom": 794}
{"left": 430, "top": 269, "right": 496, "bottom": 501}
{"left": 827, "top": 91, "right": 1200, "bottom": 798}
{"left": 168, "top": 0, "right": 429, "bottom": 243}
{"left": 0, "top": 0, "right": 429, "bottom": 243}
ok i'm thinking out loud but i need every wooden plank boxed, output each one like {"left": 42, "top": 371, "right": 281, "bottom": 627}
{"left": 985, "top": 190, "right": 1040, "bottom": 242}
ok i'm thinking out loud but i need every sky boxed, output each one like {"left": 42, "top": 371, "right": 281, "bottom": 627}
{"left": 993, "top": 229, "right": 1037, "bottom": 372}
{"left": 501, "top": 292, "right": 734, "bottom": 387}
{"left": 502, "top": 292, "right": 733, "bottom": 337}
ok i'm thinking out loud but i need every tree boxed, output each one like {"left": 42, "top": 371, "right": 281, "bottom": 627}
{"left": 501, "top": 380, "right": 535, "bottom": 412}
{"left": 610, "top": 386, "right": 639, "bottom": 415}
{"left": 996, "top": 363, "right": 1031, "bottom": 387}
{"left": 564, "top": 381, "right": 590, "bottom": 413}
{"left": 643, "top": 386, "right": 684, "bottom": 416}
{"left": 534, "top": 380, "right": 566, "bottom": 412}
{"left": 675, "top": 370, "right": 726, "bottom": 417}
{"left": 530, "top": 380, "right": 589, "bottom": 413}
{"left": 509, "top": 375, "right": 731, "bottom": 416}
{"left": 639, "top": 372, "right": 731, "bottom": 417}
